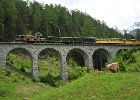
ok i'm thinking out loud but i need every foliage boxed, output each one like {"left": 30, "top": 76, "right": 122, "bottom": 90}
{"left": 1, "top": 0, "right": 17, "bottom": 42}
{"left": 39, "top": 73, "right": 65, "bottom": 87}
{"left": 68, "top": 66, "right": 89, "bottom": 80}
{"left": 0, "top": 88, "right": 11, "bottom": 97}
{"left": 67, "top": 57, "right": 90, "bottom": 80}
{"left": 0, "top": 0, "right": 123, "bottom": 42}
{"left": 20, "top": 66, "right": 26, "bottom": 72}
{"left": 7, "top": 53, "right": 31, "bottom": 73}
{"left": 7, "top": 50, "right": 90, "bottom": 86}
{"left": 113, "top": 48, "right": 140, "bottom": 72}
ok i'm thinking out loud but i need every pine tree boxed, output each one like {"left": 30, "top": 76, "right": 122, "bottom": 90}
{"left": 15, "top": 0, "right": 29, "bottom": 35}
{"left": 0, "top": 4, "right": 4, "bottom": 41}
{"left": 3, "top": 0, "right": 17, "bottom": 42}
{"left": 0, "top": 0, "right": 123, "bottom": 41}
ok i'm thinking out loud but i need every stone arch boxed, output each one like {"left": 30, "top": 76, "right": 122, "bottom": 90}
{"left": 6, "top": 47, "right": 32, "bottom": 58}
{"left": 38, "top": 48, "right": 62, "bottom": 81}
{"left": 67, "top": 48, "right": 89, "bottom": 67}
{"left": 92, "top": 48, "right": 112, "bottom": 70}
{"left": 6, "top": 47, "right": 33, "bottom": 74}
{"left": 38, "top": 48, "right": 61, "bottom": 60}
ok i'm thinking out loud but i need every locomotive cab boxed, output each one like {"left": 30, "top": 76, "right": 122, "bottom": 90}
{"left": 15, "top": 35, "right": 42, "bottom": 43}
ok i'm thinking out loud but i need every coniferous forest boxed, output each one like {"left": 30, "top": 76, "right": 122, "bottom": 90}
{"left": 0, "top": 0, "right": 123, "bottom": 42}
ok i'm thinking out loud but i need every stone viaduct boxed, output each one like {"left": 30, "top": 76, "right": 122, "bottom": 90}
{"left": 0, "top": 43, "right": 136, "bottom": 81}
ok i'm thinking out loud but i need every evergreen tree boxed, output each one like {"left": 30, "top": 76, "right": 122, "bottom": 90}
{"left": 39, "top": 4, "right": 49, "bottom": 38}
{"left": 3, "top": 0, "right": 17, "bottom": 42}
{"left": 0, "top": 0, "right": 123, "bottom": 42}
{"left": 0, "top": 4, "right": 4, "bottom": 41}
{"left": 43, "top": 4, "right": 58, "bottom": 36}
{"left": 80, "top": 14, "right": 96, "bottom": 36}
{"left": 55, "top": 5, "right": 69, "bottom": 36}
{"left": 33, "top": 2, "right": 42, "bottom": 33}
{"left": 15, "top": 0, "right": 29, "bottom": 35}
{"left": 71, "top": 10, "right": 84, "bottom": 36}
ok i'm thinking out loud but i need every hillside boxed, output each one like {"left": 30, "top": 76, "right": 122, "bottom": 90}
{"left": 0, "top": 66, "right": 51, "bottom": 100}
{"left": 32, "top": 72, "right": 140, "bottom": 100}
{"left": 0, "top": 67, "right": 140, "bottom": 100}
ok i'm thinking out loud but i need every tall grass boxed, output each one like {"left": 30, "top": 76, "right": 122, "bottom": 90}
{"left": 32, "top": 72, "right": 140, "bottom": 100}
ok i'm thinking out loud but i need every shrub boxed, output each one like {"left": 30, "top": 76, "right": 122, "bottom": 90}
{"left": 0, "top": 88, "right": 11, "bottom": 97}
{"left": 69, "top": 66, "right": 89, "bottom": 80}
{"left": 127, "top": 65, "right": 140, "bottom": 72}
{"left": 40, "top": 73, "right": 59, "bottom": 86}
{"left": 20, "top": 66, "right": 26, "bottom": 72}
{"left": 113, "top": 48, "right": 140, "bottom": 72}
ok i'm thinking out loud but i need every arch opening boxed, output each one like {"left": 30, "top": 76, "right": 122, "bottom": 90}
{"left": 67, "top": 48, "right": 88, "bottom": 80}
{"left": 6, "top": 48, "right": 32, "bottom": 75}
{"left": 115, "top": 49, "right": 128, "bottom": 56}
{"left": 67, "top": 49, "right": 87, "bottom": 67}
{"left": 38, "top": 48, "right": 61, "bottom": 85}
{"left": 93, "top": 48, "right": 111, "bottom": 71}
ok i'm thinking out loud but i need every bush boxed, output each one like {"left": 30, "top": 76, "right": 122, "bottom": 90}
{"left": 113, "top": 48, "right": 140, "bottom": 72}
{"left": 5, "top": 71, "right": 11, "bottom": 77}
{"left": 40, "top": 73, "right": 60, "bottom": 86}
{"left": 127, "top": 65, "right": 140, "bottom": 72}
{"left": 69, "top": 66, "right": 89, "bottom": 80}
{"left": 20, "top": 66, "right": 26, "bottom": 72}
{"left": 0, "top": 88, "right": 11, "bottom": 97}
{"left": 45, "top": 73, "right": 56, "bottom": 86}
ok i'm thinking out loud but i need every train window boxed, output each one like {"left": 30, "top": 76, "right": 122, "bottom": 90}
{"left": 20, "top": 36, "right": 24, "bottom": 38}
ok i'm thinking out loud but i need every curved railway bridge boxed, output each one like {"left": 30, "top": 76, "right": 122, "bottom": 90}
{"left": 0, "top": 43, "right": 137, "bottom": 81}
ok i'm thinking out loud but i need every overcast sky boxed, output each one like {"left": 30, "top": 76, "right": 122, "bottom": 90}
{"left": 26, "top": 0, "right": 140, "bottom": 30}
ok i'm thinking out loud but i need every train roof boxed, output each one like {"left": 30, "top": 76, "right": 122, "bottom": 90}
{"left": 47, "top": 36, "right": 96, "bottom": 39}
{"left": 18, "top": 35, "right": 36, "bottom": 36}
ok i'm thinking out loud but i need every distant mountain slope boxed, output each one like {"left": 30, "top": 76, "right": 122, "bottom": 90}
{"left": 129, "top": 29, "right": 137, "bottom": 36}
{"left": 127, "top": 22, "right": 140, "bottom": 36}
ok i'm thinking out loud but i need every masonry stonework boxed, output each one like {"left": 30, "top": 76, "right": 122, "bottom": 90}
{"left": 0, "top": 43, "right": 135, "bottom": 81}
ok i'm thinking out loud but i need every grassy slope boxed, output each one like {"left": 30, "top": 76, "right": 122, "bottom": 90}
{"left": 0, "top": 51, "right": 140, "bottom": 100}
{"left": 0, "top": 67, "right": 52, "bottom": 100}
{"left": 32, "top": 72, "right": 140, "bottom": 100}
{"left": 0, "top": 67, "right": 140, "bottom": 100}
